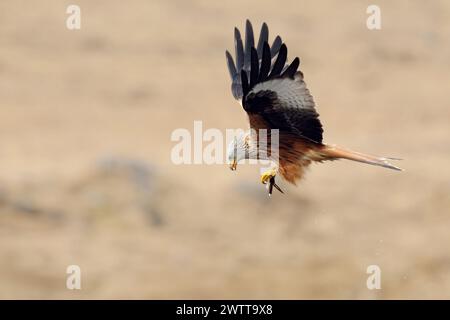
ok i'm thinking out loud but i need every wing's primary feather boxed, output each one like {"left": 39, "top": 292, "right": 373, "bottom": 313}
{"left": 249, "top": 47, "right": 259, "bottom": 88}
{"left": 225, "top": 50, "right": 236, "bottom": 80}
{"left": 244, "top": 20, "right": 254, "bottom": 71}
{"left": 227, "top": 22, "right": 290, "bottom": 101}
{"left": 258, "top": 42, "right": 271, "bottom": 82}
{"left": 281, "top": 57, "right": 300, "bottom": 79}
{"left": 256, "top": 23, "right": 269, "bottom": 57}
{"left": 270, "top": 36, "right": 282, "bottom": 57}
{"left": 234, "top": 28, "right": 244, "bottom": 71}
{"left": 240, "top": 70, "right": 249, "bottom": 102}
{"left": 226, "top": 20, "right": 323, "bottom": 143}
{"left": 268, "top": 43, "right": 287, "bottom": 79}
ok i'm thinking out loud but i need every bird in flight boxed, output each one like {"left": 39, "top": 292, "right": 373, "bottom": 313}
{"left": 225, "top": 20, "right": 402, "bottom": 195}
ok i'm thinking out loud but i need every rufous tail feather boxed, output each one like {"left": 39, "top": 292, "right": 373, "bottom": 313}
{"left": 320, "top": 145, "right": 403, "bottom": 171}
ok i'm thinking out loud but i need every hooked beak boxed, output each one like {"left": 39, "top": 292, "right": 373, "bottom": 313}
{"left": 229, "top": 159, "right": 237, "bottom": 171}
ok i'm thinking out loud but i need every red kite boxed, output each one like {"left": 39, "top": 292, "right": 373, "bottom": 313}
{"left": 225, "top": 20, "right": 401, "bottom": 195}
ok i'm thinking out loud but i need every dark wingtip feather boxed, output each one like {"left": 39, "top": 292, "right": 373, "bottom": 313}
{"left": 270, "top": 36, "right": 282, "bottom": 57}
{"left": 227, "top": 21, "right": 303, "bottom": 101}
{"left": 249, "top": 47, "right": 259, "bottom": 87}
{"left": 234, "top": 27, "right": 241, "bottom": 42}
{"left": 281, "top": 57, "right": 300, "bottom": 79}
{"left": 234, "top": 27, "right": 244, "bottom": 70}
{"left": 225, "top": 50, "right": 237, "bottom": 80}
{"left": 269, "top": 43, "right": 287, "bottom": 78}
{"left": 244, "top": 20, "right": 254, "bottom": 70}
{"left": 258, "top": 42, "right": 271, "bottom": 82}
{"left": 240, "top": 70, "right": 249, "bottom": 100}
{"left": 245, "top": 19, "right": 253, "bottom": 36}
{"left": 256, "top": 22, "right": 269, "bottom": 56}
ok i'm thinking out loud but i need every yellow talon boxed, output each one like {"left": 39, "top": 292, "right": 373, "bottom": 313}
{"left": 260, "top": 168, "right": 277, "bottom": 184}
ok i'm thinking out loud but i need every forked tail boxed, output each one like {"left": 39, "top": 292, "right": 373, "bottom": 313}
{"left": 320, "top": 145, "right": 403, "bottom": 171}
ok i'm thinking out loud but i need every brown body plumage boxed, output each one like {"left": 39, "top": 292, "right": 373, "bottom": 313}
{"left": 225, "top": 20, "right": 401, "bottom": 194}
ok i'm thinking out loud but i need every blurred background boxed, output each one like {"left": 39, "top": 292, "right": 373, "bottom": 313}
{"left": 0, "top": 0, "right": 449, "bottom": 299}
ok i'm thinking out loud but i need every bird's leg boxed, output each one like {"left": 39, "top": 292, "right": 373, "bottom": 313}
{"left": 260, "top": 167, "right": 284, "bottom": 196}
{"left": 269, "top": 176, "right": 284, "bottom": 195}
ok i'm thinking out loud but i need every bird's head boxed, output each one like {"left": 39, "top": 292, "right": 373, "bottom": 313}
{"left": 227, "top": 132, "right": 249, "bottom": 171}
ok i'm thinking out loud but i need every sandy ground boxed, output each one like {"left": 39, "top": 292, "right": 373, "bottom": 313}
{"left": 0, "top": 0, "right": 449, "bottom": 299}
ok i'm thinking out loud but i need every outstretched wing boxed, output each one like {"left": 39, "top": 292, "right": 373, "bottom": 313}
{"left": 225, "top": 20, "right": 323, "bottom": 144}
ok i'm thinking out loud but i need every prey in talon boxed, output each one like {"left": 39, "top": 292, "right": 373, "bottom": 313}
{"left": 225, "top": 20, "right": 402, "bottom": 196}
